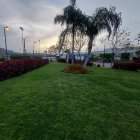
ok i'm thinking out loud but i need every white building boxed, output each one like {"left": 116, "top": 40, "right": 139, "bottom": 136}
{"left": 93, "top": 47, "right": 140, "bottom": 60}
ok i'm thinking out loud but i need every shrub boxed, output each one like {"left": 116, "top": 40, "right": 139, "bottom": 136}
{"left": 92, "top": 55, "right": 101, "bottom": 61}
{"left": 57, "top": 58, "right": 67, "bottom": 63}
{"left": 10, "top": 54, "right": 42, "bottom": 60}
{"left": 100, "top": 53, "right": 114, "bottom": 59}
{"left": 87, "top": 61, "right": 93, "bottom": 66}
{"left": 121, "top": 53, "right": 130, "bottom": 61}
{"left": 113, "top": 61, "right": 140, "bottom": 71}
{"left": 10, "top": 54, "right": 31, "bottom": 60}
{"left": 74, "top": 60, "right": 84, "bottom": 65}
{"left": 0, "top": 57, "right": 5, "bottom": 62}
{"left": 97, "top": 64, "right": 101, "bottom": 67}
{"left": 0, "top": 58, "right": 49, "bottom": 81}
{"left": 64, "top": 64, "right": 90, "bottom": 74}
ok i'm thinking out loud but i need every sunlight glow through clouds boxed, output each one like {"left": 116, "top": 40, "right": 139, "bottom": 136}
{"left": 0, "top": 0, "right": 140, "bottom": 53}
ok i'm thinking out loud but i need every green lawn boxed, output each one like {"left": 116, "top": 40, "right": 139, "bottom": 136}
{"left": 0, "top": 62, "right": 140, "bottom": 140}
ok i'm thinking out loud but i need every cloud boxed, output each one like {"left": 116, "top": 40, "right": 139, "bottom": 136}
{"left": 0, "top": 0, "right": 62, "bottom": 52}
{"left": 0, "top": 0, "right": 140, "bottom": 52}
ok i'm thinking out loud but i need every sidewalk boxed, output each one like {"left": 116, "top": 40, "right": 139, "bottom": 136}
{"left": 94, "top": 62, "right": 112, "bottom": 68}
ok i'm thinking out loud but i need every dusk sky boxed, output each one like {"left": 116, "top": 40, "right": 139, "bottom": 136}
{"left": 0, "top": 0, "right": 140, "bottom": 53}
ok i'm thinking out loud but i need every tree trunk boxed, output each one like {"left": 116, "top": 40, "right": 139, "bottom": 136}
{"left": 59, "top": 29, "right": 68, "bottom": 56}
{"left": 84, "top": 36, "right": 93, "bottom": 66}
{"left": 66, "top": 53, "right": 69, "bottom": 63}
{"left": 111, "top": 48, "right": 114, "bottom": 67}
{"left": 77, "top": 51, "right": 82, "bottom": 65}
{"left": 71, "top": 24, "right": 75, "bottom": 64}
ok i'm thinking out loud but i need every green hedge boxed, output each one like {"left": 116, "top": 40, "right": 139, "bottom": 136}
{"left": 99, "top": 53, "right": 114, "bottom": 59}
{"left": 10, "top": 54, "right": 42, "bottom": 60}
{"left": 121, "top": 53, "right": 130, "bottom": 61}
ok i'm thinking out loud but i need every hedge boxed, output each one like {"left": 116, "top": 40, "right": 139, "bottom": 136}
{"left": 0, "top": 58, "right": 49, "bottom": 81}
{"left": 113, "top": 60, "right": 140, "bottom": 71}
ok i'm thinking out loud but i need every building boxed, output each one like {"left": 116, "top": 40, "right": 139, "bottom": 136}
{"left": 93, "top": 47, "right": 140, "bottom": 60}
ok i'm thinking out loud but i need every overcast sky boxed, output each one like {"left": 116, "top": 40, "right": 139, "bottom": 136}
{"left": 0, "top": 0, "right": 140, "bottom": 53}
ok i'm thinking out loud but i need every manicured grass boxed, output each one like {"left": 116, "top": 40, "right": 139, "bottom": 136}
{"left": 0, "top": 62, "right": 140, "bottom": 140}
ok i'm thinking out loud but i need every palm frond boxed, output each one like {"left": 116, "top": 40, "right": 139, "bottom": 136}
{"left": 70, "top": 0, "right": 76, "bottom": 7}
{"left": 54, "top": 15, "right": 65, "bottom": 25}
{"left": 87, "top": 6, "right": 122, "bottom": 38}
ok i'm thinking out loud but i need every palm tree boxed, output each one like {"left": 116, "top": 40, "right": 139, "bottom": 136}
{"left": 83, "top": 7, "right": 122, "bottom": 66}
{"left": 54, "top": 0, "right": 85, "bottom": 64}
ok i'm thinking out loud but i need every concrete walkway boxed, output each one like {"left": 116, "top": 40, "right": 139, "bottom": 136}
{"left": 94, "top": 62, "right": 112, "bottom": 68}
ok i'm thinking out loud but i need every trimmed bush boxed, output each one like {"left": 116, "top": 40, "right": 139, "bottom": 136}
{"left": 10, "top": 54, "right": 42, "bottom": 60}
{"left": 100, "top": 53, "right": 114, "bottom": 59}
{"left": 113, "top": 61, "right": 140, "bottom": 71}
{"left": 0, "top": 58, "right": 49, "bottom": 81}
{"left": 10, "top": 54, "right": 31, "bottom": 60}
{"left": 64, "top": 64, "right": 90, "bottom": 74}
{"left": 121, "top": 53, "right": 130, "bottom": 61}
{"left": 57, "top": 58, "right": 67, "bottom": 63}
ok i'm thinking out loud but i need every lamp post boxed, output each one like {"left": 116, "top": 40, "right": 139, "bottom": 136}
{"left": 3, "top": 26, "right": 9, "bottom": 60}
{"left": 39, "top": 40, "right": 40, "bottom": 55}
{"left": 23, "top": 37, "right": 26, "bottom": 54}
{"left": 33, "top": 42, "right": 36, "bottom": 55}
{"left": 19, "top": 27, "right": 24, "bottom": 54}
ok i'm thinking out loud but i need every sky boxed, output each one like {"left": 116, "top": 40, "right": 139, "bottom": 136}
{"left": 0, "top": 0, "right": 140, "bottom": 53}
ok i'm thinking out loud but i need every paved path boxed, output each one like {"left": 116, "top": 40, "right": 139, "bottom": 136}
{"left": 94, "top": 62, "right": 112, "bottom": 68}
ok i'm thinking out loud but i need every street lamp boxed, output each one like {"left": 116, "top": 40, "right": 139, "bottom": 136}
{"left": 33, "top": 42, "right": 36, "bottom": 55}
{"left": 23, "top": 37, "right": 26, "bottom": 54}
{"left": 3, "top": 26, "right": 9, "bottom": 60}
{"left": 39, "top": 40, "right": 40, "bottom": 55}
{"left": 19, "top": 27, "right": 24, "bottom": 54}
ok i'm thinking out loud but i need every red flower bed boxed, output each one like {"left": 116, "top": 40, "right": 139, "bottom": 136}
{"left": 0, "top": 58, "right": 49, "bottom": 81}
{"left": 113, "top": 61, "right": 140, "bottom": 71}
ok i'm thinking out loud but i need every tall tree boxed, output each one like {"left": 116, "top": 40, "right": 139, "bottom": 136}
{"left": 83, "top": 7, "right": 122, "bottom": 66}
{"left": 54, "top": 0, "right": 85, "bottom": 64}
{"left": 100, "top": 28, "right": 131, "bottom": 65}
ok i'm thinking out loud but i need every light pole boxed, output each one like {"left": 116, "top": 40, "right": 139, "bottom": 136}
{"left": 3, "top": 26, "right": 9, "bottom": 60}
{"left": 23, "top": 37, "right": 26, "bottom": 54}
{"left": 39, "top": 40, "right": 40, "bottom": 55}
{"left": 33, "top": 42, "right": 36, "bottom": 55}
{"left": 19, "top": 27, "right": 24, "bottom": 54}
